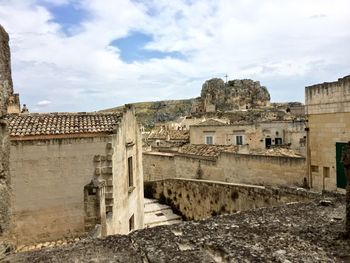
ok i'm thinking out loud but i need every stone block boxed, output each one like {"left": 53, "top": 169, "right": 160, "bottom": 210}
{"left": 94, "top": 155, "right": 101, "bottom": 162}
{"left": 105, "top": 193, "right": 113, "bottom": 199}
{"left": 106, "top": 143, "right": 112, "bottom": 150}
{"left": 102, "top": 167, "right": 112, "bottom": 174}
{"left": 107, "top": 179, "right": 113, "bottom": 186}
{"left": 95, "top": 168, "right": 101, "bottom": 176}
{"left": 107, "top": 154, "right": 113, "bottom": 161}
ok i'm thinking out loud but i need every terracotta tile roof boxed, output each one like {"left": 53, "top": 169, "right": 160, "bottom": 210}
{"left": 179, "top": 144, "right": 238, "bottom": 157}
{"left": 148, "top": 129, "right": 189, "bottom": 141}
{"left": 8, "top": 113, "right": 122, "bottom": 138}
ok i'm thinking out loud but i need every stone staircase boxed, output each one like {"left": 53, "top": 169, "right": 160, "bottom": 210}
{"left": 144, "top": 198, "right": 182, "bottom": 228}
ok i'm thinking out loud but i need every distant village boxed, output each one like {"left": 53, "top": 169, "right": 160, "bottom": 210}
{"left": 1, "top": 24, "right": 350, "bottom": 261}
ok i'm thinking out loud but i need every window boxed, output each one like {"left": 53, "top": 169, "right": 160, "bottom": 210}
{"left": 275, "top": 138, "right": 283, "bottom": 145}
{"left": 205, "top": 135, "right": 213, "bottom": 145}
{"left": 323, "top": 167, "right": 330, "bottom": 178}
{"left": 129, "top": 214, "right": 134, "bottom": 232}
{"left": 128, "top": 157, "right": 133, "bottom": 187}
{"left": 311, "top": 165, "right": 319, "bottom": 173}
{"left": 235, "top": 135, "right": 243, "bottom": 145}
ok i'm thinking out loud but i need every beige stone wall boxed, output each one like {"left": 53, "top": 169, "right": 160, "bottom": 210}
{"left": 218, "top": 152, "right": 306, "bottom": 186}
{"left": 143, "top": 151, "right": 306, "bottom": 187}
{"left": 109, "top": 105, "right": 144, "bottom": 235}
{"left": 143, "top": 152, "right": 176, "bottom": 181}
{"left": 306, "top": 75, "right": 350, "bottom": 191}
{"left": 145, "top": 179, "right": 313, "bottom": 220}
{"left": 306, "top": 76, "right": 350, "bottom": 115}
{"left": 308, "top": 112, "right": 350, "bottom": 191}
{"left": 10, "top": 137, "right": 111, "bottom": 244}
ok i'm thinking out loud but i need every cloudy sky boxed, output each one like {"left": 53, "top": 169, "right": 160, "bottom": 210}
{"left": 0, "top": 0, "right": 349, "bottom": 112}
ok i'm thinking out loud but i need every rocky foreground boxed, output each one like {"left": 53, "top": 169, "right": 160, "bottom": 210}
{"left": 3, "top": 196, "right": 350, "bottom": 262}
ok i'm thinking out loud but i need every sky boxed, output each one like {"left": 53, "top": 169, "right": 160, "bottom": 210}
{"left": 0, "top": 0, "right": 349, "bottom": 112}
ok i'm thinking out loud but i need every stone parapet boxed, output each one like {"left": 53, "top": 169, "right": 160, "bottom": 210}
{"left": 306, "top": 75, "right": 350, "bottom": 115}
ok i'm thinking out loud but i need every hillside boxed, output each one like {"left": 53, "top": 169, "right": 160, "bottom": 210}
{"left": 100, "top": 78, "right": 304, "bottom": 128}
{"left": 101, "top": 99, "right": 194, "bottom": 128}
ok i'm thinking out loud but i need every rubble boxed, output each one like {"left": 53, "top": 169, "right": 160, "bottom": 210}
{"left": 250, "top": 148, "right": 303, "bottom": 158}
{"left": 4, "top": 195, "right": 349, "bottom": 262}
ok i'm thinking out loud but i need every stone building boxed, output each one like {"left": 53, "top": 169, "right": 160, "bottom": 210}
{"left": 189, "top": 119, "right": 306, "bottom": 154}
{"left": 305, "top": 75, "right": 350, "bottom": 191}
{"left": 8, "top": 105, "right": 144, "bottom": 245}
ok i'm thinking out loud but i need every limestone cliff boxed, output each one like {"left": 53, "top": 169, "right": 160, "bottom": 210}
{"left": 200, "top": 78, "right": 270, "bottom": 112}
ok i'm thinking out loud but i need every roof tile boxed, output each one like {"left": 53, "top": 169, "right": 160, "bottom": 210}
{"left": 8, "top": 113, "right": 122, "bottom": 138}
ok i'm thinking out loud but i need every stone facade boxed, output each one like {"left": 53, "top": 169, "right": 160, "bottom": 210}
{"left": 0, "top": 24, "right": 13, "bottom": 242}
{"left": 143, "top": 150, "right": 306, "bottom": 187}
{"left": 9, "top": 106, "right": 144, "bottom": 245}
{"left": 190, "top": 120, "right": 306, "bottom": 154}
{"left": 306, "top": 75, "right": 350, "bottom": 191}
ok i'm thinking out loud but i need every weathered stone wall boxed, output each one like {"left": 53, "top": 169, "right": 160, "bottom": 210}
{"left": 109, "top": 105, "right": 144, "bottom": 236}
{"left": 143, "top": 151, "right": 306, "bottom": 187}
{"left": 10, "top": 136, "right": 112, "bottom": 245}
{"left": 306, "top": 75, "right": 350, "bottom": 115}
{"left": 144, "top": 179, "right": 313, "bottom": 220}
{"left": 218, "top": 152, "right": 306, "bottom": 186}
{"left": 143, "top": 152, "right": 176, "bottom": 181}
{"left": 0, "top": 25, "right": 13, "bottom": 239}
{"left": 308, "top": 112, "right": 350, "bottom": 191}
{"left": 306, "top": 75, "right": 350, "bottom": 191}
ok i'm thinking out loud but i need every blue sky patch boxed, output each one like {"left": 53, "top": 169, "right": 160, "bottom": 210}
{"left": 110, "top": 31, "right": 184, "bottom": 63}
{"left": 42, "top": 1, "right": 88, "bottom": 35}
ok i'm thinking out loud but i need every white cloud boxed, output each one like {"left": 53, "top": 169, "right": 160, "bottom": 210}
{"left": 36, "top": 100, "right": 51, "bottom": 106}
{"left": 0, "top": 0, "right": 349, "bottom": 112}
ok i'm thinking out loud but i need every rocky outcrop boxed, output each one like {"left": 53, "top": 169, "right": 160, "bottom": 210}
{"left": 201, "top": 78, "right": 270, "bottom": 112}
{"left": 0, "top": 24, "right": 13, "bottom": 257}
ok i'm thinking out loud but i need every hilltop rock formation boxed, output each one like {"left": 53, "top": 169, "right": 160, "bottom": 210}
{"left": 196, "top": 78, "right": 270, "bottom": 113}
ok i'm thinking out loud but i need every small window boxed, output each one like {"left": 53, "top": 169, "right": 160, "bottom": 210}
{"left": 275, "top": 138, "right": 283, "bottom": 145}
{"left": 128, "top": 157, "right": 133, "bottom": 187}
{"left": 205, "top": 135, "right": 213, "bottom": 145}
{"left": 311, "top": 165, "right": 319, "bottom": 173}
{"left": 129, "top": 214, "right": 134, "bottom": 232}
{"left": 323, "top": 167, "right": 330, "bottom": 178}
{"left": 236, "top": 135, "right": 243, "bottom": 145}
